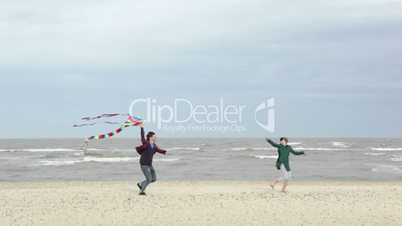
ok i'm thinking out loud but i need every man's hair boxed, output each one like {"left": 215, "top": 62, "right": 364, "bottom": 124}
{"left": 280, "top": 137, "right": 288, "bottom": 143}
{"left": 146, "top": 132, "right": 155, "bottom": 140}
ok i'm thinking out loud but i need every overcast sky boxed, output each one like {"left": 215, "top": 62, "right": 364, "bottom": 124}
{"left": 0, "top": 0, "right": 401, "bottom": 138}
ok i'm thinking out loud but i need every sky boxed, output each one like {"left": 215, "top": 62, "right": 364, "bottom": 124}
{"left": 0, "top": 0, "right": 401, "bottom": 138}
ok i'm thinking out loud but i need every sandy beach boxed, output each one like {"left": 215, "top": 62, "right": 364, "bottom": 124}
{"left": 1, "top": 180, "right": 401, "bottom": 225}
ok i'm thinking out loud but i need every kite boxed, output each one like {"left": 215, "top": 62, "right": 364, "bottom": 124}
{"left": 73, "top": 114, "right": 144, "bottom": 142}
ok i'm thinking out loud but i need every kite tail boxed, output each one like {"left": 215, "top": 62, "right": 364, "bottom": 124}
{"left": 84, "top": 116, "right": 144, "bottom": 142}
{"left": 86, "top": 124, "right": 130, "bottom": 141}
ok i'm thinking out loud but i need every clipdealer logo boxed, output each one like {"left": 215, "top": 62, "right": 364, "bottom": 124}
{"left": 254, "top": 98, "right": 275, "bottom": 133}
{"left": 129, "top": 98, "right": 275, "bottom": 133}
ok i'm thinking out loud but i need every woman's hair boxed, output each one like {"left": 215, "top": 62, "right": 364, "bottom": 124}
{"left": 280, "top": 137, "right": 288, "bottom": 143}
{"left": 146, "top": 132, "right": 155, "bottom": 140}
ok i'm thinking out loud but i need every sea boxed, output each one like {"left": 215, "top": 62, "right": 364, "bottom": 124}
{"left": 1, "top": 138, "right": 401, "bottom": 181}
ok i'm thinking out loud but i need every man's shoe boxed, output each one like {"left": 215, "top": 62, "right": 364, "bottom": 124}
{"left": 139, "top": 192, "right": 146, "bottom": 195}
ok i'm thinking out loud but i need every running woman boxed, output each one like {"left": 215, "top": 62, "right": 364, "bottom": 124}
{"left": 266, "top": 137, "right": 306, "bottom": 193}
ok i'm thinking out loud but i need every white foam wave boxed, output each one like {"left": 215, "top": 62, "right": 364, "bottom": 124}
{"left": 14, "top": 148, "right": 78, "bottom": 152}
{"left": 370, "top": 164, "right": 402, "bottom": 174}
{"left": 389, "top": 154, "right": 402, "bottom": 162}
{"left": 232, "top": 146, "right": 345, "bottom": 152}
{"left": 332, "top": 142, "right": 350, "bottom": 147}
{"left": 35, "top": 160, "right": 82, "bottom": 166}
{"left": 231, "top": 147, "right": 274, "bottom": 151}
{"left": 83, "top": 156, "right": 138, "bottom": 163}
{"left": 293, "top": 147, "right": 346, "bottom": 151}
{"left": 251, "top": 155, "right": 278, "bottom": 159}
{"left": 32, "top": 156, "right": 180, "bottom": 166}
{"left": 153, "top": 158, "right": 181, "bottom": 162}
{"left": 193, "top": 157, "right": 220, "bottom": 161}
{"left": 231, "top": 148, "right": 248, "bottom": 151}
{"left": 168, "top": 147, "right": 200, "bottom": 151}
{"left": 0, "top": 149, "right": 11, "bottom": 152}
{"left": 85, "top": 148, "right": 104, "bottom": 151}
{"left": 390, "top": 158, "right": 402, "bottom": 162}
{"left": 370, "top": 147, "right": 402, "bottom": 151}
{"left": 251, "top": 147, "right": 273, "bottom": 151}
{"left": 288, "top": 142, "right": 302, "bottom": 146}
{"left": 364, "top": 153, "right": 385, "bottom": 156}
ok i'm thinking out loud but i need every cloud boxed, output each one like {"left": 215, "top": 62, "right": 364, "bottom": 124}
{"left": 1, "top": 0, "right": 401, "bottom": 69}
{"left": 0, "top": 0, "right": 401, "bottom": 137}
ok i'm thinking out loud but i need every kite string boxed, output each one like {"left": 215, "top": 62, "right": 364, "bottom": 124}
{"left": 73, "top": 121, "right": 120, "bottom": 127}
{"left": 81, "top": 113, "right": 129, "bottom": 121}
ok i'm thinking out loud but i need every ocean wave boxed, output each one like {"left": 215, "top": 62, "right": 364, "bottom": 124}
{"left": 293, "top": 147, "right": 346, "bottom": 151}
{"left": 205, "top": 146, "right": 351, "bottom": 152}
{"left": 288, "top": 142, "right": 302, "bottom": 146}
{"left": 390, "top": 158, "right": 402, "bottom": 162}
{"left": 193, "top": 157, "right": 220, "bottom": 161}
{"left": 73, "top": 152, "right": 84, "bottom": 157}
{"left": 0, "top": 156, "right": 21, "bottom": 160}
{"left": 83, "top": 151, "right": 104, "bottom": 157}
{"left": 6, "top": 148, "right": 116, "bottom": 153}
{"left": 230, "top": 147, "right": 274, "bottom": 151}
{"left": 364, "top": 152, "right": 385, "bottom": 156}
{"left": 369, "top": 164, "right": 402, "bottom": 174}
{"left": 250, "top": 155, "right": 278, "bottom": 159}
{"left": 35, "top": 160, "right": 82, "bottom": 166}
{"left": 83, "top": 156, "right": 138, "bottom": 163}
{"left": 232, "top": 147, "right": 347, "bottom": 152}
{"left": 82, "top": 156, "right": 179, "bottom": 163}
{"left": 231, "top": 147, "right": 248, "bottom": 151}
{"left": 4, "top": 148, "right": 131, "bottom": 154}
{"left": 332, "top": 142, "right": 350, "bottom": 148}
{"left": 168, "top": 147, "right": 200, "bottom": 151}
{"left": 32, "top": 156, "right": 180, "bottom": 166}
{"left": 84, "top": 148, "right": 105, "bottom": 151}
{"left": 390, "top": 154, "right": 402, "bottom": 162}
{"left": 153, "top": 158, "right": 180, "bottom": 162}
{"left": 33, "top": 157, "right": 136, "bottom": 166}
{"left": 0, "top": 149, "right": 10, "bottom": 152}
{"left": 251, "top": 147, "right": 273, "bottom": 151}
{"left": 369, "top": 147, "right": 402, "bottom": 151}
{"left": 13, "top": 148, "right": 78, "bottom": 152}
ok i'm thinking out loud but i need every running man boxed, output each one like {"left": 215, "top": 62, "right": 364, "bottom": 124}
{"left": 266, "top": 137, "right": 306, "bottom": 193}
{"left": 136, "top": 125, "right": 167, "bottom": 195}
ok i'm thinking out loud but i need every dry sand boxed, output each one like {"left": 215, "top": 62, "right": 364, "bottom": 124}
{"left": 1, "top": 180, "right": 401, "bottom": 225}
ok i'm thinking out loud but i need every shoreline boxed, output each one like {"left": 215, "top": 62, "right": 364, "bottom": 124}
{"left": 1, "top": 179, "right": 402, "bottom": 184}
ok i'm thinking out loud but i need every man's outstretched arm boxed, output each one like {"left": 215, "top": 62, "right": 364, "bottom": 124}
{"left": 140, "top": 125, "right": 147, "bottom": 144}
{"left": 155, "top": 145, "right": 167, "bottom": 155}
